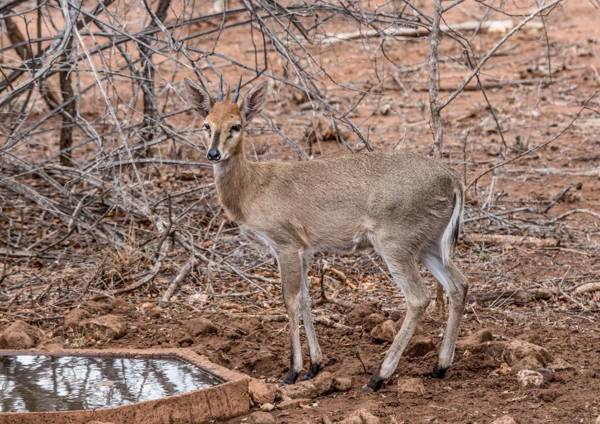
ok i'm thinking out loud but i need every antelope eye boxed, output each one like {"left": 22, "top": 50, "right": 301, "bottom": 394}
{"left": 202, "top": 123, "right": 211, "bottom": 133}
{"left": 230, "top": 124, "right": 241, "bottom": 133}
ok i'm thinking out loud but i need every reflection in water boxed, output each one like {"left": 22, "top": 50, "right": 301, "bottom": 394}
{"left": 0, "top": 355, "right": 221, "bottom": 412}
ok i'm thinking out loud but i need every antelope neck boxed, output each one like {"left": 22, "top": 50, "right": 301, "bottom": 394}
{"left": 213, "top": 146, "right": 252, "bottom": 222}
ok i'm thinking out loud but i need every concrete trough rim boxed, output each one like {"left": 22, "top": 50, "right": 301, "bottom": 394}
{"left": 0, "top": 347, "right": 251, "bottom": 424}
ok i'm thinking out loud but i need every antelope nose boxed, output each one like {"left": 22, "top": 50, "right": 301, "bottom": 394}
{"left": 207, "top": 149, "right": 221, "bottom": 161}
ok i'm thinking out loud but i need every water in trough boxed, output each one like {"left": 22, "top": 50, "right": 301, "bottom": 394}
{"left": 0, "top": 354, "right": 222, "bottom": 413}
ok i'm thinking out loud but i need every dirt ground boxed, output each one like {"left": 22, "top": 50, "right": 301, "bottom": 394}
{"left": 1, "top": 1, "right": 599, "bottom": 423}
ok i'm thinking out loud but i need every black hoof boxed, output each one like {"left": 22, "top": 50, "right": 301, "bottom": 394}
{"left": 366, "top": 374, "right": 384, "bottom": 392}
{"left": 302, "top": 363, "right": 321, "bottom": 380}
{"left": 430, "top": 366, "right": 447, "bottom": 379}
{"left": 283, "top": 369, "right": 299, "bottom": 385}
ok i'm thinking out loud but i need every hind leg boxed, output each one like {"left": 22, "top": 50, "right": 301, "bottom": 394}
{"left": 423, "top": 250, "right": 468, "bottom": 377}
{"left": 367, "top": 254, "right": 430, "bottom": 391}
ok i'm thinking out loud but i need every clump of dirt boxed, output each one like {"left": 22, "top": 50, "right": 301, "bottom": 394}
{"left": 182, "top": 317, "right": 218, "bottom": 337}
{"left": 405, "top": 336, "right": 436, "bottom": 357}
{"left": 278, "top": 371, "right": 334, "bottom": 400}
{"left": 465, "top": 338, "right": 555, "bottom": 373}
{"left": 80, "top": 315, "right": 128, "bottom": 341}
{"left": 0, "top": 320, "right": 45, "bottom": 349}
{"left": 64, "top": 308, "right": 90, "bottom": 329}
{"left": 397, "top": 377, "right": 426, "bottom": 395}
{"left": 347, "top": 302, "right": 379, "bottom": 325}
{"left": 248, "top": 379, "right": 278, "bottom": 406}
{"left": 369, "top": 319, "right": 396, "bottom": 342}
{"left": 338, "top": 408, "right": 380, "bottom": 424}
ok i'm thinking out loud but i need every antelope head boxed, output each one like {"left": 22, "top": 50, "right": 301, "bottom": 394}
{"left": 185, "top": 77, "right": 268, "bottom": 162}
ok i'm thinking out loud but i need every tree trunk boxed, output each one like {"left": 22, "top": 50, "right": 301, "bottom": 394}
{"left": 138, "top": 0, "right": 171, "bottom": 157}
{"left": 58, "top": 37, "right": 75, "bottom": 167}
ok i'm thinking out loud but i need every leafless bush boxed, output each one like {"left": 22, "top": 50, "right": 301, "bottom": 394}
{"left": 4, "top": 0, "right": 589, "bottom": 308}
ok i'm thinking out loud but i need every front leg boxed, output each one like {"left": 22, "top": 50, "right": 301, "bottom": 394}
{"left": 278, "top": 248, "right": 304, "bottom": 384}
{"left": 300, "top": 252, "right": 322, "bottom": 380}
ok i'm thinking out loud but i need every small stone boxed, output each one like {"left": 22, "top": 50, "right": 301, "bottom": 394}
{"left": 491, "top": 416, "right": 519, "bottom": 424}
{"left": 312, "top": 371, "right": 334, "bottom": 395}
{"left": 405, "top": 337, "right": 435, "bottom": 357}
{"left": 82, "top": 314, "right": 127, "bottom": 340}
{"left": 397, "top": 377, "right": 425, "bottom": 395}
{"left": 457, "top": 329, "right": 494, "bottom": 349}
{"left": 341, "top": 409, "right": 380, "bottom": 424}
{"left": 277, "top": 398, "right": 309, "bottom": 410}
{"left": 64, "top": 309, "right": 89, "bottom": 329}
{"left": 183, "top": 317, "right": 217, "bottom": 337}
{"left": 260, "top": 403, "right": 275, "bottom": 412}
{"left": 0, "top": 320, "right": 44, "bottom": 349}
{"left": 364, "top": 313, "right": 385, "bottom": 331}
{"left": 379, "top": 103, "right": 392, "bottom": 116}
{"left": 503, "top": 339, "right": 553, "bottom": 369}
{"left": 188, "top": 293, "right": 209, "bottom": 305}
{"left": 516, "top": 369, "right": 544, "bottom": 388}
{"left": 278, "top": 371, "right": 333, "bottom": 399}
{"left": 249, "top": 411, "right": 275, "bottom": 424}
{"left": 370, "top": 320, "right": 396, "bottom": 342}
{"left": 140, "top": 302, "right": 163, "bottom": 318}
{"left": 348, "top": 303, "right": 377, "bottom": 326}
{"left": 332, "top": 376, "right": 352, "bottom": 392}
{"left": 278, "top": 380, "right": 316, "bottom": 400}
{"left": 248, "top": 378, "right": 277, "bottom": 405}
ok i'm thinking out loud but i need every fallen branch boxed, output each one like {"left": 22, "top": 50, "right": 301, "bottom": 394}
{"left": 317, "top": 261, "right": 356, "bottom": 308}
{"left": 160, "top": 256, "right": 197, "bottom": 306}
{"left": 319, "top": 20, "right": 543, "bottom": 45}
{"left": 475, "top": 288, "right": 555, "bottom": 306}
{"left": 106, "top": 212, "right": 173, "bottom": 297}
{"left": 406, "top": 78, "right": 555, "bottom": 92}
{"left": 572, "top": 282, "right": 600, "bottom": 295}
{"left": 547, "top": 208, "right": 600, "bottom": 224}
{"left": 465, "top": 233, "right": 559, "bottom": 247}
{"left": 314, "top": 316, "right": 352, "bottom": 332}
{"left": 533, "top": 167, "right": 600, "bottom": 177}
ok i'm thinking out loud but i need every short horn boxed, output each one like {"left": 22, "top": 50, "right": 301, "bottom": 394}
{"left": 218, "top": 75, "right": 225, "bottom": 101}
{"left": 233, "top": 75, "right": 243, "bottom": 102}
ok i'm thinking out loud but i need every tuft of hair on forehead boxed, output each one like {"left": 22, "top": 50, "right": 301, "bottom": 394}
{"left": 207, "top": 99, "right": 241, "bottom": 125}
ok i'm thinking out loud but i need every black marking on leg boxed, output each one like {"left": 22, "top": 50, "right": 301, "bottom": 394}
{"left": 366, "top": 374, "right": 384, "bottom": 392}
{"left": 430, "top": 365, "right": 447, "bottom": 379}
{"left": 283, "top": 369, "right": 299, "bottom": 385}
{"left": 302, "top": 362, "right": 321, "bottom": 380}
{"left": 283, "top": 346, "right": 299, "bottom": 384}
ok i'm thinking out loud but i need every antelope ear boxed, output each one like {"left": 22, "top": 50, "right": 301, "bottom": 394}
{"left": 240, "top": 81, "right": 268, "bottom": 122}
{"left": 185, "top": 78, "right": 212, "bottom": 118}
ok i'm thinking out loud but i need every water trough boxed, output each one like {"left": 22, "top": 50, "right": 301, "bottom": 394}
{"left": 0, "top": 348, "right": 250, "bottom": 424}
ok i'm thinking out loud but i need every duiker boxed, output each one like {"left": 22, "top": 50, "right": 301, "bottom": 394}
{"left": 186, "top": 78, "right": 468, "bottom": 391}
